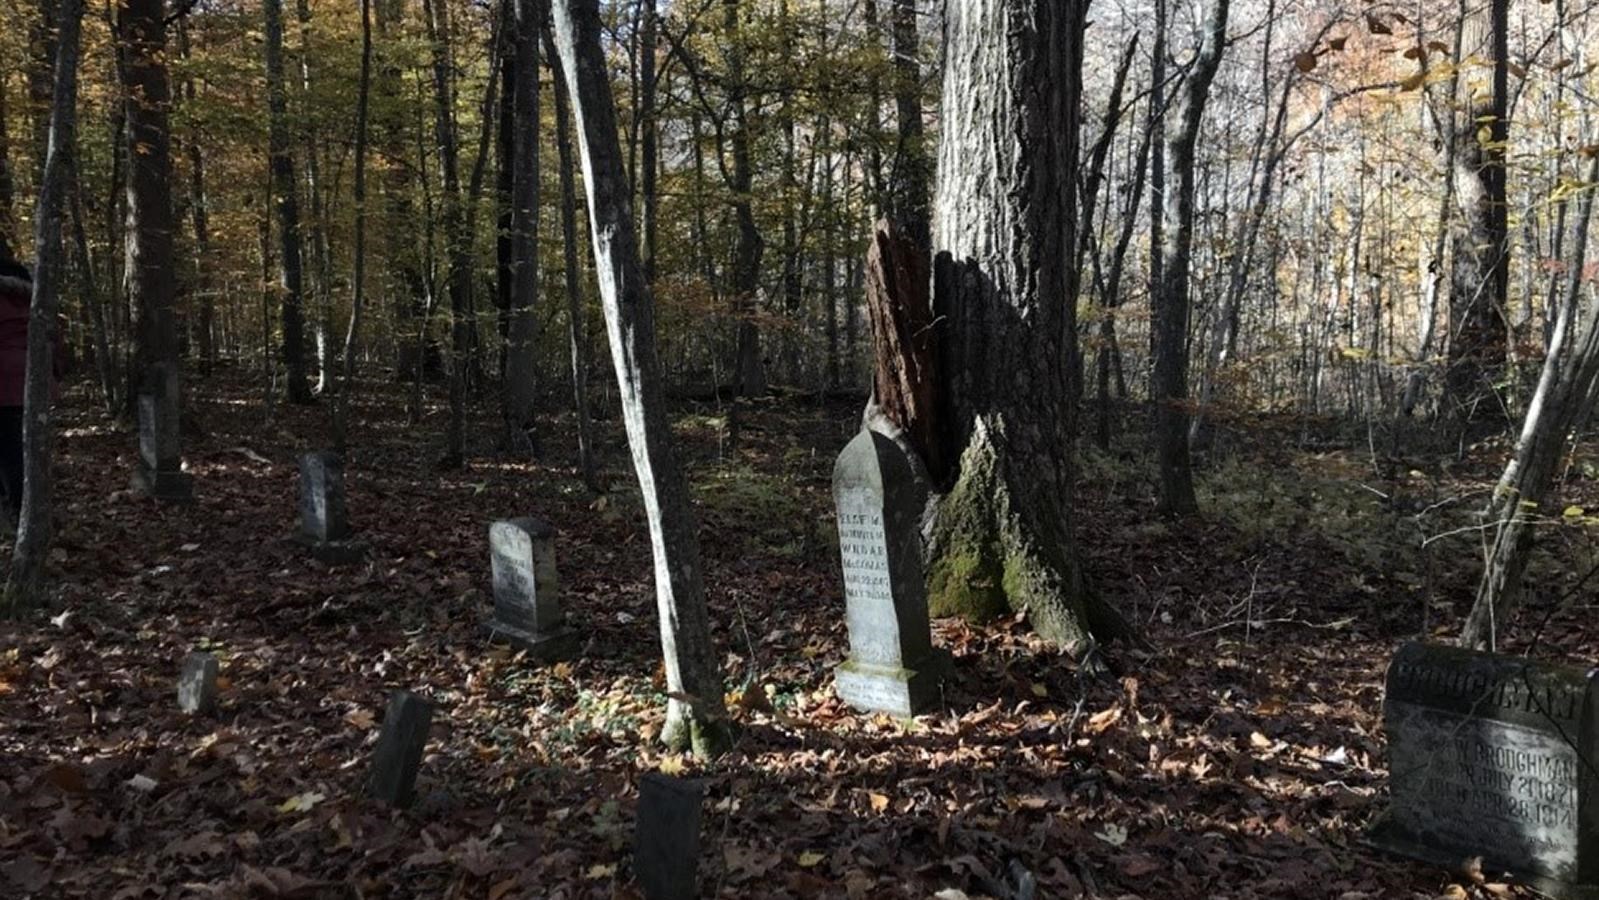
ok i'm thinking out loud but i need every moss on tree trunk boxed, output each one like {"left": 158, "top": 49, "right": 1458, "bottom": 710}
{"left": 925, "top": 418, "right": 1129, "bottom": 656}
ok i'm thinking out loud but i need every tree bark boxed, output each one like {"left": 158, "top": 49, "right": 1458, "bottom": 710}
{"left": 264, "top": 0, "right": 313, "bottom": 404}
{"left": 6, "top": 0, "right": 82, "bottom": 613}
{"left": 551, "top": 0, "right": 732, "bottom": 756}
{"left": 910, "top": 0, "right": 1130, "bottom": 657}
{"left": 120, "top": 0, "right": 181, "bottom": 407}
{"left": 1152, "top": 0, "right": 1230, "bottom": 515}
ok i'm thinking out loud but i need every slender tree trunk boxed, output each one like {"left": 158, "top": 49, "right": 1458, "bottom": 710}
{"left": 264, "top": 0, "right": 313, "bottom": 404}
{"left": 423, "top": 0, "right": 472, "bottom": 466}
{"left": 1152, "top": 0, "right": 1230, "bottom": 515}
{"left": 333, "top": 0, "right": 373, "bottom": 452}
{"left": 725, "top": 0, "right": 765, "bottom": 398}
{"left": 295, "top": 0, "right": 336, "bottom": 396}
{"left": 6, "top": 0, "right": 82, "bottom": 613}
{"left": 70, "top": 176, "right": 115, "bottom": 412}
{"left": 546, "top": 27, "right": 601, "bottom": 492}
{"left": 502, "top": 0, "right": 541, "bottom": 452}
{"left": 551, "top": 0, "right": 732, "bottom": 755}
{"left": 1463, "top": 152, "right": 1599, "bottom": 649}
{"left": 639, "top": 0, "right": 658, "bottom": 283}
{"left": 176, "top": 21, "right": 215, "bottom": 376}
{"left": 120, "top": 0, "right": 181, "bottom": 408}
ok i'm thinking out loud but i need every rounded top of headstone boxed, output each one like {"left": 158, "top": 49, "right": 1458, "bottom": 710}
{"left": 833, "top": 429, "right": 920, "bottom": 495}
{"left": 491, "top": 516, "right": 555, "bottom": 541}
{"left": 300, "top": 450, "right": 344, "bottom": 469}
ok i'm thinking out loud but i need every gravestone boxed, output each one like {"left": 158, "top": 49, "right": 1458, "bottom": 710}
{"left": 483, "top": 517, "right": 576, "bottom": 660}
{"left": 831, "top": 429, "right": 948, "bottom": 717}
{"left": 1371, "top": 642, "right": 1599, "bottom": 896}
{"left": 368, "top": 690, "right": 434, "bottom": 807}
{"left": 634, "top": 772, "right": 705, "bottom": 900}
{"left": 131, "top": 364, "right": 193, "bottom": 502}
{"left": 177, "top": 651, "right": 219, "bottom": 715}
{"left": 293, "top": 452, "right": 367, "bottom": 564}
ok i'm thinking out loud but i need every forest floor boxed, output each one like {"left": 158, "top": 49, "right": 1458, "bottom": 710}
{"left": 2, "top": 368, "right": 1598, "bottom": 899}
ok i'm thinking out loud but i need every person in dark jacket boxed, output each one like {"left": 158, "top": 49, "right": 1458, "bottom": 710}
{"left": 0, "top": 258, "right": 34, "bottom": 522}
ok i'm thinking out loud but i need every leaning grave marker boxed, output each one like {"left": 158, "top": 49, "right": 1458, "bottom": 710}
{"left": 294, "top": 452, "right": 368, "bottom": 564}
{"left": 1372, "top": 641, "right": 1599, "bottom": 896}
{"left": 832, "top": 429, "right": 948, "bottom": 717}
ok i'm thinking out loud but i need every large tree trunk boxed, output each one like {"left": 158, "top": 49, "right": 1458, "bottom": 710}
{"left": 1151, "top": 0, "right": 1229, "bottom": 515}
{"left": 264, "top": 0, "right": 313, "bottom": 404}
{"left": 893, "top": 0, "right": 1129, "bottom": 658}
{"left": 551, "top": 0, "right": 732, "bottom": 756}
{"left": 120, "top": 0, "right": 181, "bottom": 407}
{"left": 6, "top": 0, "right": 82, "bottom": 613}
{"left": 1444, "top": 0, "right": 1510, "bottom": 435}
{"left": 545, "top": 27, "right": 602, "bottom": 493}
{"left": 1463, "top": 152, "right": 1599, "bottom": 649}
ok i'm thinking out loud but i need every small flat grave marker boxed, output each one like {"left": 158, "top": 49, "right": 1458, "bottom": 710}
{"left": 294, "top": 452, "right": 367, "bottom": 564}
{"left": 831, "top": 429, "right": 947, "bottom": 716}
{"left": 368, "top": 690, "right": 433, "bottom": 808}
{"left": 634, "top": 772, "right": 705, "bottom": 900}
{"left": 131, "top": 363, "right": 193, "bottom": 502}
{"left": 177, "top": 651, "right": 219, "bottom": 715}
{"left": 1372, "top": 642, "right": 1599, "bottom": 896}
{"left": 483, "top": 517, "right": 576, "bottom": 660}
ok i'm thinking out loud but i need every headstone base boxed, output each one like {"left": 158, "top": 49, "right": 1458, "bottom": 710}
{"left": 1368, "top": 817, "right": 1599, "bottom": 900}
{"left": 484, "top": 618, "right": 578, "bottom": 661}
{"left": 132, "top": 465, "right": 194, "bottom": 502}
{"left": 835, "top": 650, "right": 949, "bottom": 717}
{"left": 292, "top": 534, "right": 369, "bottom": 564}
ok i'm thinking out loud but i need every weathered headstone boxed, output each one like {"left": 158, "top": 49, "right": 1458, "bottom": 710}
{"left": 131, "top": 364, "right": 193, "bottom": 502}
{"left": 633, "top": 772, "right": 705, "bottom": 900}
{"left": 177, "top": 651, "right": 219, "bottom": 715}
{"left": 293, "top": 452, "right": 367, "bottom": 563}
{"left": 483, "top": 517, "right": 576, "bottom": 660}
{"left": 368, "top": 690, "right": 434, "bottom": 807}
{"left": 1371, "top": 642, "right": 1599, "bottom": 895}
{"left": 832, "top": 429, "right": 948, "bottom": 717}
